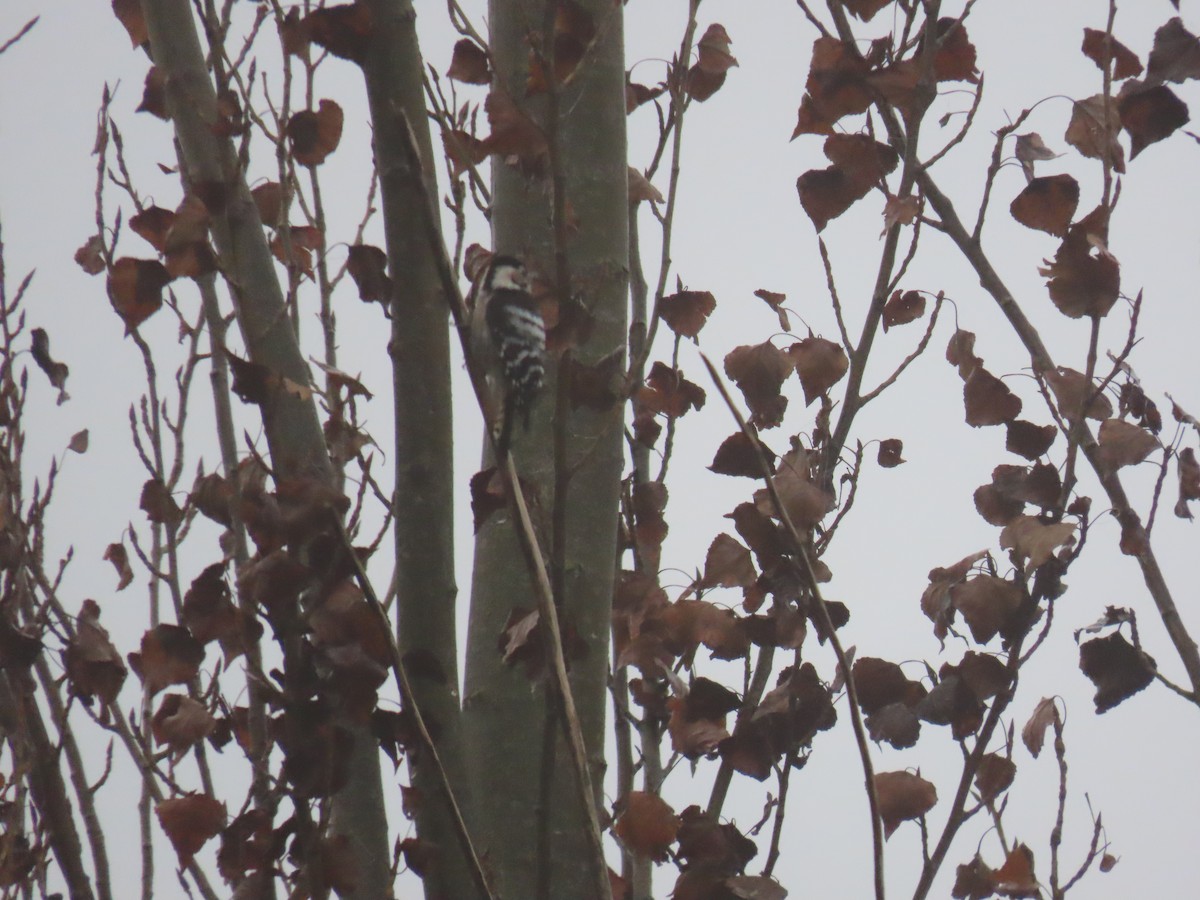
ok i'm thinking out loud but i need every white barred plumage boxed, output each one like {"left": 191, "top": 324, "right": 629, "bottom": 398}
{"left": 479, "top": 255, "right": 545, "bottom": 455}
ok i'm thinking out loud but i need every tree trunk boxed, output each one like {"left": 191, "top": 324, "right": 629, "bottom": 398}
{"left": 141, "top": 3, "right": 390, "bottom": 894}
{"left": 462, "top": 1, "right": 629, "bottom": 896}
{"left": 359, "top": 2, "right": 476, "bottom": 897}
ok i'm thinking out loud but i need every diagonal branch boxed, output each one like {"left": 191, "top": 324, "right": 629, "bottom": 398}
{"left": 333, "top": 517, "right": 494, "bottom": 900}
{"left": 916, "top": 172, "right": 1200, "bottom": 701}
{"left": 701, "top": 353, "right": 886, "bottom": 900}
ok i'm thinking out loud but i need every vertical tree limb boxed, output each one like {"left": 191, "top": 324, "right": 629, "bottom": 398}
{"left": 139, "top": 1, "right": 391, "bottom": 892}
{"left": 358, "top": 2, "right": 472, "bottom": 895}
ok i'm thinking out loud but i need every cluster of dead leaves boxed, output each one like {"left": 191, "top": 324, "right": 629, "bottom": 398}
{"left": 160, "top": 796, "right": 362, "bottom": 896}
{"left": 724, "top": 336, "right": 847, "bottom": 430}
{"left": 953, "top": 844, "right": 1042, "bottom": 900}
{"left": 855, "top": 651, "right": 1012, "bottom": 749}
{"left": 797, "top": 134, "right": 899, "bottom": 232}
{"left": 630, "top": 287, "right": 713, "bottom": 447}
{"left": 1076, "top": 19, "right": 1196, "bottom": 166}
{"left": 81, "top": 180, "right": 332, "bottom": 331}
{"left": 254, "top": 182, "right": 332, "bottom": 278}
{"left": 632, "top": 360, "right": 707, "bottom": 449}
{"left": 936, "top": 315, "right": 1167, "bottom": 715}
{"left": 186, "top": 465, "right": 395, "bottom": 739}
{"left": 68, "top": 475, "right": 396, "bottom": 805}
{"left": 613, "top": 797, "right": 784, "bottom": 900}
{"left": 612, "top": 494, "right": 841, "bottom": 775}
{"left": 444, "top": 89, "right": 550, "bottom": 177}
{"left": 443, "top": 16, "right": 734, "bottom": 181}
{"left": 946, "top": 694, "right": 1119, "bottom": 894}
{"left": 946, "top": 329, "right": 1023, "bottom": 428}
{"left": 78, "top": 192, "right": 214, "bottom": 332}
{"left": 685, "top": 24, "right": 739, "bottom": 103}
{"left": 1013, "top": 18, "right": 1193, "bottom": 330}
{"left": 793, "top": 22, "right": 978, "bottom": 139}
{"left": 921, "top": 549, "right": 1042, "bottom": 648}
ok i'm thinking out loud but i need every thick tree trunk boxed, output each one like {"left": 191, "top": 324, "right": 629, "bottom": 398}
{"left": 462, "top": 1, "right": 629, "bottom": 896}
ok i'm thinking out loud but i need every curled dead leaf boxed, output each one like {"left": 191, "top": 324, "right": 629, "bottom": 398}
{"left": 157, "top": 794, "right": 226, "bottom": 867}
{"left": 724, "top": 342, "right": 793, "bottom": 429}
{"left": 874, "top": 770, "right": 937, "bottom": 838}
{"left": 614, "top": 792, "right": 679, "bottom": 862}
{"left": 287, "top": 100, "right": 344, "bottom": 166}
{"left": 447, "top": 38, "right": 490, "bottom": 84}
{"left": 789, "top": 337, "right": 848, "bottom": 405}
{"left": 1010, "top": 174, "right": 1080, "bottom": 238}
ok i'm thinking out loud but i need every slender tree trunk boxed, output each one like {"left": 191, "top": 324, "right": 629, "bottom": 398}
{"left": 463, "top": 1, "right": 629, "bottom": 895}
{"left": 141, "top": 3, "right": 390, "bottom": 894}
{"left": 0, "top": 672, "right": 95, "bottom": 900}
{"left": 359, "top": 2, "right": 475, "bottom": 897}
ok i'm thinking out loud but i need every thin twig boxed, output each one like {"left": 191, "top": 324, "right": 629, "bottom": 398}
{"left": 1048, "top": 712, "right": 1068, "bottom": 894}
{"left": 0, "top": 16, "right": 37, "bottom": 56}
{"left": 921, "top": 74, "right": 984, "bottom": 171}
{"left": 1059, "top": 805, "right": 1105, "bottom": 896}
{"left": 858, "top": 292, "right": 943, "bottom": 406}
{"left": 817, "top": 238, "right": 852, "bottom": 353}
{"left": 627, "top": 0, "right": 701, "bottom": 384}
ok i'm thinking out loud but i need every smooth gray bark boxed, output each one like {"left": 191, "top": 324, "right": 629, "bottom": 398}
{"left": 462, "top": 1, "right": 629, "bottom": 895}
{"left": 359, "top": 1, "right": 476, "bottom": 897}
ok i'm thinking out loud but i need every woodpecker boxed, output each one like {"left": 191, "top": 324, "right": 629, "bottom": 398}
{"left": 474, "top": 254, "right": 546, "bottom": 458}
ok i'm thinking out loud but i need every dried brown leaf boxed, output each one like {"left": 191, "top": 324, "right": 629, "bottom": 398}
{"left": 882, "top": 290, "right": 926, "bottom": 330}
{"left": 615, "top": 792, "right": 679, "bottom": 862}
{"left": 1010, "top": 174, "right": 1080, "bottom": 237}
{"left": 789, "top": 337, "right": 848, "bottom": 405}
{"left": 1079, "top": 632, "right": 1156, "bottom": 712}
{"left": 1064, "top": 94, "right": 1126, "bottom": 173}
{"left": 999, "top": 516, "right": 1076, "bottom": 573}
{"left": 287, "top": 100, "right": 344, "bottom": 166}
{"left": 157, "top": 794, "right": 226, "bottom": 866}
{"left": 724, "top": 342, "right": 793, "bottom": 429}
{"left": 1082, "top": 29, "right": 1143, "bottom": 80}
{"left": 875, "top": 770, "right": 937, "bottom": 838}
{"left": 1118, "top": 81, "right": 1191, "bottom": 159}
{"left": 1148, "top": 17, "right": 1200, "bottom": 84}
{"left": 963, "top": 367, "right": 1022, "bottom": 427}
{"left": 447, "top": 38, "right": 490, "bottom": 84}
{"left": 1095, "top": 418, "right": 1159, "bottom": 472}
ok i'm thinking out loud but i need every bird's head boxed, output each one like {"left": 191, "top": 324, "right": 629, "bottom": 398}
{"left": 486, "top": 255, "right": 528, "bottom": 292}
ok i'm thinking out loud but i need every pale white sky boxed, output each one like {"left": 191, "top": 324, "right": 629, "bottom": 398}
{"left": 1, "top": 1, "right": 1198, "bottom": 897}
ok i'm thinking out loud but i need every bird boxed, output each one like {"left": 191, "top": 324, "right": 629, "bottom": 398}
{"left": 472, "top": 254, "right": 546, "bottom": 459}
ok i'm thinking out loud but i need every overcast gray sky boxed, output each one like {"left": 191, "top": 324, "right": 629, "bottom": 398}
{"left": 1, "top": 1, "right": 1198, "bottom": 897}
